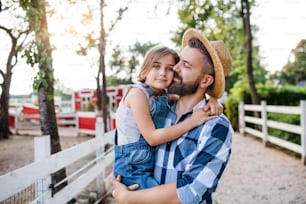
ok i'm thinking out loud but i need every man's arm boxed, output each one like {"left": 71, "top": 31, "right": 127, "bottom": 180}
{"left": 111, "top": 179, "right": 180, "bottom": 204}
{"left": 111, "top": 117, "right": 232, "bottom": 204}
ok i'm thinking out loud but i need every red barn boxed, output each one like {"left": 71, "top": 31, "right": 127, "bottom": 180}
{"left": 73, "top": 85, "right": 128, "bottom": 113}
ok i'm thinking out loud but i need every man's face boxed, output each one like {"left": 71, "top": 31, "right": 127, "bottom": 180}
{"left": 168, "top": 46, "right": 205, "bottom": 96}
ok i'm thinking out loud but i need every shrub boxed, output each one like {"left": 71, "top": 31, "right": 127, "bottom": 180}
{"left": 226, "top": 82, "right": 306, "bottom": 144}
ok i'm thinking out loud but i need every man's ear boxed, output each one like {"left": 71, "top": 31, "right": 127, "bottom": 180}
{"left": 200, "top": 75, "right": 214, "bottom": 88}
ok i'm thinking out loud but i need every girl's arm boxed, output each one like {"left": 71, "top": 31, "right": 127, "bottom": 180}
{"left": 169, "top": 94, "right": 224, "bottom": 115}
{"left": 125, "top": 88, "right": 216, "bottom": 146}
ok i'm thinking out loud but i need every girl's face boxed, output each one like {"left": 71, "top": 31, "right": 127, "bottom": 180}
{"left": 144, "top": 54, "right": 176, "bottom": 95}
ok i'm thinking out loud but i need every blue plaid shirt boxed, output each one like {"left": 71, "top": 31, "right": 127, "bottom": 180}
{"left": 154, "top": 99, "right": 233, "bottom": 204}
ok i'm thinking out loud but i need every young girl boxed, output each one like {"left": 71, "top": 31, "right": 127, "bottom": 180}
{"left": 113, "top": 45, "right": 219, "bottom": 189}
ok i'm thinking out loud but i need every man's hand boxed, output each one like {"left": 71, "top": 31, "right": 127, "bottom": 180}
{"left": 110, "top": 175, "right": 139, "bottom": 204}
{"left": 205, "top": 97, "right": 223, "bottom": 115}
{"left": 110, "top": 176, "right": 180, "bottom": 204}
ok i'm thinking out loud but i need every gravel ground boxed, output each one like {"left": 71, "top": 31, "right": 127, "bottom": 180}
{"left": 213, "top": 132, "right": 306, "bottom": 204}
{"left": 1, "top": 130, "right": 305, "bottom": 204}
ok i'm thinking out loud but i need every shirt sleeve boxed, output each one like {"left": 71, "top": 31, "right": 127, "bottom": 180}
{"left": 176, "top": 116, "right": 233, "bottom": 204}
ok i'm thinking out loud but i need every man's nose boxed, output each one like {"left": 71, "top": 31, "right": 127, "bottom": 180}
{"left": 173, "top": 63, "right": 180, "bottom": 72}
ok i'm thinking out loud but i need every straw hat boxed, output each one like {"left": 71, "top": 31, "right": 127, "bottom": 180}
{"left": 182, "top": 28, "right": 232, "bottom": 98}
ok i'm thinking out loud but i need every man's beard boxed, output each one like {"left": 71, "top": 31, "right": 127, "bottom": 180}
{"left": 168, "top": 76, "right": 201, "bottom": 96}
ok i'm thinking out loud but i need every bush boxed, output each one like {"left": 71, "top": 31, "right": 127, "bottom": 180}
{"left": 225, "top": 81, "right": 250, "bottom": 130}
{"left": 257, "top": 84, "right": 306, "bottom": 106}
{"left": 226, "top": 82, "right": 306, "bottom": 143}
{"left": 267, "top": 112, "right": 300, "bottom": 144}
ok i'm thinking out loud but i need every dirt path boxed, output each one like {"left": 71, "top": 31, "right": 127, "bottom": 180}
{"left": 1, "top": 130, "right": 306, "bottom": 204}
{"left": 213, "top": 133, "right": 306, "bottom": 204}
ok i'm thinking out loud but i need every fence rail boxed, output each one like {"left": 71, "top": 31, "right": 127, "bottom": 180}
{"left": 0, "top": 118, "right": 115, "bottom": 203}
{"left": 9, "top": 110, "right": 116, "bottom": 136}
{"left": 239, "top": 100, "right": 306, "bottom": 165}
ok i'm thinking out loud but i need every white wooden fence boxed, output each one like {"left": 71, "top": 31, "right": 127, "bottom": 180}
{"left": 10, "top": 111, "right": 116, "bottom": 136}
{"left": 0, "top": 118, "right": 115, "bottom": 203}
{"left": 239, "top": 100, "right": 306, "bottom": 165}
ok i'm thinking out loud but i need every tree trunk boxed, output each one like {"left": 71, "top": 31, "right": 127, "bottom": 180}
{"left": 241, "top": 0, "right": 260, "bottom": 105}
{"left": 99, "top": 0, "right": 109, "bottom": 132}
{"left": 32, "top": 0, "right": 67, "bottom": 194}
{"left": 0, "top": 25, "right": 19, "bottom": 140}
{"left": 0, "top": 71, "right": 11, "bottom": 140}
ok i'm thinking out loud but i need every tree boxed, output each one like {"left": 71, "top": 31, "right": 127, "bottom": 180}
{"left": 109, "top": 41, "right": 157, "bottom": 84}
{"left": 241, "top": 0, "right": 260, "bottom": 104}
{"left": 172, "top": 0, "right": 263, "bottom": 103}
{"left": 98, "top": 0, "right": 108, "bottom": 129}
{"left": 63, "top": 0, "right": 130, "bottom": 131}
{"left": 98, "top": 0, "right": 131, "bottom": 131}
{"left": 0, "top": 1, "right": 30, "bottom": 140}
{"left": 109, "top": 45, "right": 133, "bottom": 83}
{"left": 20, "top": 0, "right": 66, "bottom": 193}
{"left": 173, "top": 0, "right": 244, "bottom": 93}
{"left": 277, "top": 39, "right": 306, "bottom": 85}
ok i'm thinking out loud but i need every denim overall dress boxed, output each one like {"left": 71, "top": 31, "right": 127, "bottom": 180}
{"left": 113, "top": 83, "right": 170, "bottom": 189}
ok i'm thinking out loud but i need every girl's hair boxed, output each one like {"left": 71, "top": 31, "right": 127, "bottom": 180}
{"left": 138, "top": 45, "right": 180, "bottom": 82}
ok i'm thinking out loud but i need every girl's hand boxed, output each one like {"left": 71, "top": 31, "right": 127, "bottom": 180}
{"left": 168, "top": 94, "right": 180, "bottom": 105}
{"left": 190, "top": 108, "right": 217, "bottom": 126}
{"left": 204, "top": 97, "right": 224, "bottom": 115}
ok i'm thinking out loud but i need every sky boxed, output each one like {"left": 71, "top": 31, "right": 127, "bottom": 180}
{"left": 1, "top": 0, "right": 306, "bottom": 95}
{"left": 253, "top": 0, "right": 306, "bottom": 71}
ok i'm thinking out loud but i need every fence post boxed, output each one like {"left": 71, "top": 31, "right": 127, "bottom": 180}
{"left": 261, "top": 101, "right": 268, "bottom": 146}
{"left": 239, "top": 101, "right": 245, "bottom": 135}
{"left": 76, "top": 112, "right": 80, "bottom": 136}
{"left": 15, "top": 106, "right": 19, "bottom": 135}
{"left": 95, "top": 117, "right": 105, "bottom": 196}
{"left": 34, "top": 135, "right": 51, "bottom": 204}
{"left": 301, "top": 100, "right": 306, "bottom": 165}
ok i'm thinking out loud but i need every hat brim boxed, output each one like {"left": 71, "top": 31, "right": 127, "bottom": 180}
{"left": 182, "top": 28, "right": 225, "bottom": 98}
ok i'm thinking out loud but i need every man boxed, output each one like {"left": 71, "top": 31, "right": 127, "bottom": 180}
{"left": 111, "top": 28, "right": 233, "bottom": 204}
